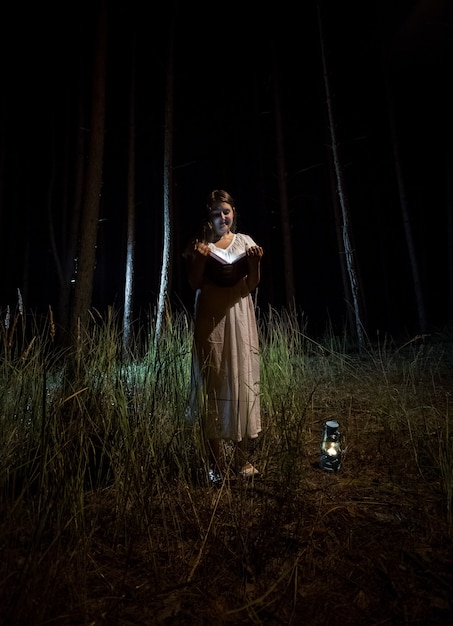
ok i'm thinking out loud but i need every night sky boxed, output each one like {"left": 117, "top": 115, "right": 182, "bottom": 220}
{"left": 0, "top": 0, "right": 452, "bottom": 338}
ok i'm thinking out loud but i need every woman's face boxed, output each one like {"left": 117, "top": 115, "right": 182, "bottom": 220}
{"left": 210, "top": 202, "right": 234, "bottom": 238}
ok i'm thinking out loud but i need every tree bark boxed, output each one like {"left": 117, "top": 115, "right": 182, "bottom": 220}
{"left": 272, "top": 54, "right": 295, "bottom": 310}
{"left": 58, "top": 67, "right": 87, "bottom": 341}
{"left": 155, "top": 26, "right": 174, "bottom": 344}
{"left": 318, "top": 1, "right": 365, "bottom": 349}
{"left": 385, "top": 78, "right": 427, "bottom": 333}
{"left": 71, "top": 0, "right": 108, "bottom": 336}
{"left": 123, "top": 35, "right": 137, "bottom": 355}
{"left": 448, "top": 149, "right": 453, "bottom": 326}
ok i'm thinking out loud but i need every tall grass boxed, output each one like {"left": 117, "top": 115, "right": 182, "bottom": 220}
{"left": 1, "top": 301, "right": 452, "bottom": 624}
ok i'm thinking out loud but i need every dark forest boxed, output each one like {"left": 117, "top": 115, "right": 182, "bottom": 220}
{"left": 2, "top": 3, "right": 453, "bottom": 625}
{"left": 0, "top": 0, "right": 452, "bottom": 338}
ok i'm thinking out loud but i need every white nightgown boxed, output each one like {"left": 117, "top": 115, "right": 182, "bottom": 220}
{"left": 190, "top": 233, "right": 261, "bottom": 442}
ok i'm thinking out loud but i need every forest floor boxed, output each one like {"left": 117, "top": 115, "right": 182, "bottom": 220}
{"left": 89, "top": 432, "right": 453, "bottom": 625}
{"left": 2, "top": 363, "right": 453, "bottom": 625}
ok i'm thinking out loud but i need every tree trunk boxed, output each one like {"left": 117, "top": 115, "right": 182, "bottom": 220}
{"left": 318, "top": 2, "right": 365, "bottom": 350}
{"left": 448, "top": 149, "right": 453, "bottom": 326}
{"left": 327, "top": 148, "right": 355, "bottom": 333}
{"left": 385, "top": 78, "right": 427, "bottom": 333}
{"left": 71, "top": 0, "right": 108, "bottom": 336}
{"left": 123, "top": 36, "right": 137, "bottom": 355}
{"left": 155, "top": 28, "right": 174, "bottom": 344}
{"left": 57, "top": 66, "right": 87, "bottom": 342}
{"left": 272, "top": 54, "right": 295, "bottom": 310}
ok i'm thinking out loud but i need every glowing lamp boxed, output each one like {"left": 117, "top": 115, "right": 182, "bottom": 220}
{"left": 320, "top": 420, "right": 341, "bottom": 472}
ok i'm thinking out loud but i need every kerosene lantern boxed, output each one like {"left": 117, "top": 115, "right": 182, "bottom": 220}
{"left": 320, "top": 420, "right": 342, "bottom": 472}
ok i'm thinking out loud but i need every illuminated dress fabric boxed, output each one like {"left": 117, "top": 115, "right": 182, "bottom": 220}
{"left": 190, "top": 233, "right": 261, "bottom": 442}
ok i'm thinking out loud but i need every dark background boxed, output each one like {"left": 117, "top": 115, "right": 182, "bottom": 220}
{"left": 0, "top": 0, "right": 451, "bottom": 338}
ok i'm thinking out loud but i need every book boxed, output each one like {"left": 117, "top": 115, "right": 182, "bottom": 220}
{"left": 205, "top": 250, "right": 248, "bottom": 287}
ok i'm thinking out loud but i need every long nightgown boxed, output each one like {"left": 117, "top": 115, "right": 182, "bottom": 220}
{"left": 190, "top": 233, "right": 261, "bottom": 442}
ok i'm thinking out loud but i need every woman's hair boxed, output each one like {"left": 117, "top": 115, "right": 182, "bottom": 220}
{"left": 205, "top": 189, "right": 237, "bottom": 239}
{"left": 206, "top": 189, "right": 235, "bottom": 211}
{"left": 183, "top": 189, "right": 238, "bottom": 255}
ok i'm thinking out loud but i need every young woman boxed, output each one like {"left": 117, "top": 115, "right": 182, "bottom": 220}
{"left": 185, "top": 189, "right": 264, "bottom": 483}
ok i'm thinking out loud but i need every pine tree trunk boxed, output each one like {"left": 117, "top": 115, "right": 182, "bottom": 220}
{"left": 385, "top": 78, "right": 427, "bottom": 333}
{"left": 52, "top": 70, "right": 86, "bottom": 344}
{"left": 71, "top": 0, "right": 107, "bottom": 336}
{"left": 123, "top": 36, "right": 137, "bottom": 355}
{"left": 155, "top": 30, "right": 174, "bottom": 344}
{"left": 318, "top": 2, "right": 365, "bottom": 349}
{"left": 448, "top": 149, "right": 453, "bottom": 326}
{"left": 272, "top": 54, "right": 295, "bottom": 310}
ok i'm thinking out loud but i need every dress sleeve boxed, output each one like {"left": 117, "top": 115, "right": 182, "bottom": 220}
{"left": 243, "top": 234, "right": 257, "bottom": 249}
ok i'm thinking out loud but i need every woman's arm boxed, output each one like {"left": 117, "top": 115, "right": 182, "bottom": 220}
{"left": 187, "top": 240, "right": 210, "bottom": 290}
{"left": 245, "top": 245, "right": 264, "bottom": 292}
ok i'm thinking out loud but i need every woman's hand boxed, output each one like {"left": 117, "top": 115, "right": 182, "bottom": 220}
{"left": 245, "top": 246, "right": 263, "bottom": 292}
{"left": 187, "top": 240, "right": 210, "bottom": 290}
{"left": 193, "top": 239, "right": 211, "bottom": 257}
{"left": 246, "top": 245, "right": 264, "bottom": 261}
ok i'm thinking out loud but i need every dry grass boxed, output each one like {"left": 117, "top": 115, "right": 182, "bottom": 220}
{"left": 1, "top": 307, "right": 453, "bottom": 625}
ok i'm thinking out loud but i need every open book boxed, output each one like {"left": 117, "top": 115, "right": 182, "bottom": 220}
{"left": 205, "top": 250, "right": 248, "bottom": 287}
